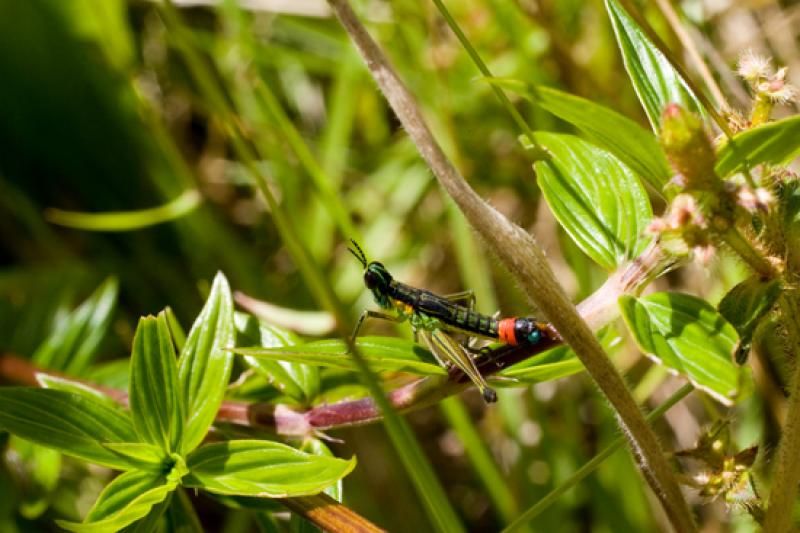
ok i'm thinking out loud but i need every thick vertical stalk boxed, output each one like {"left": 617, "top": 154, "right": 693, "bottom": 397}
{"left": 764, "top": 294, "right": 800, "bottom": 532}
{"left": 326, "top": 1, "right": 696, "bottom": 530}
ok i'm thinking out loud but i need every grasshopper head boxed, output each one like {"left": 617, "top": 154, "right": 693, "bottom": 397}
{"left": 348, "top": 240, "right": 393, "bottom": 307}
{"left": 364, "top": 261, "right": 393, "bottom": 307}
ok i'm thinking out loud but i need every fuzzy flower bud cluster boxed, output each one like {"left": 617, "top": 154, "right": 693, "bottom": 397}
{"left": 647, "top": 194, "right": 716, "bottom": 263}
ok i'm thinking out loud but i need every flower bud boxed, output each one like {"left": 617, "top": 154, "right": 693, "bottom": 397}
{"left": 659, "top": 104, "right": 718, "bottom": 191}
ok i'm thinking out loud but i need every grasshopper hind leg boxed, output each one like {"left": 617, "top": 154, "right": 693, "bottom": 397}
{"left": 421, "top": 328, "right": 497, "bottom": 404}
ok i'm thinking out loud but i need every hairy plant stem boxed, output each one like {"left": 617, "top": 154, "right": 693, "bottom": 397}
{"left": 722, "top": 227, "right": 778, "bottom": 279}
{"left": 763, "top": 293, "right": 800, "bottom": 532}
{"left": 326, "top": 1, "right": 695, "bottom": 530}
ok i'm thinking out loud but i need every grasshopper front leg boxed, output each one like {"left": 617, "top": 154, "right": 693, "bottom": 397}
{"left": 350, "top": 310, "right": 405, "bottom": 346}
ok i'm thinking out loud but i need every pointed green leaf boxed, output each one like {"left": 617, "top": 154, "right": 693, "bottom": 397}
{"left": 0, "top": 388, "right": 136, "bottom": 469}
{"left": 232, "top": 336, "right": 447, "bottom": 376}
{"left": 184, "top": 440, "right": 356, "bottom": 497}
{"left": 56, "top": 469, "right": 177, "bottom": 532}
{"left": 234, "top": 312, "right": 311, "bottom": 402}
{"left": 497, "top": 346, "right": 584, "bottom": 384}
{"left": 620, "top": 292, "right": 741, "bottom": 404}
{"left": 164, "top": 488, "right": 203, "bottom": 533}
{"left": 36, "top": 373, "right": 121, "bottom": 409}
{"left": 530, "top": 132, "right": 652, "bottom": 270}
{"left": 177, "top": 272, "right": 235, "bottom": 454}
{"left": 715, "top": 115, "right": 800, "bottom": 176}
{"left": 489, "top": 79, "right": 670, "bottom": 191}
{"left": 718, "top": 278, "right": 781, "bottom": 363}
{"left": 130, "top": 312, "right": 183, "bottom": 453}
{"left": 33, "top": 277, "right": 118, "bottom": 373}
{"left": 103, "top": 443, "right": 167, "bottom": 469}
{"left": 165, "top": 306, "right": 186, "bottom": 352}
{"left": 605, "top": 0, "right": 704, "bottom": 130}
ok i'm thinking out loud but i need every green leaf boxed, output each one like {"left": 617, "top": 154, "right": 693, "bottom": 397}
{"left": 715, "top": 115, "right": 800, "bottom": 176}
{"left": 32, "top": 277, "right": 118, "bottom": 373}
{"left": 56, "top": 469, "right": 178, "bottom": 532}
{"left": 605, "top": 0, "right": 704, "bottom": 130}
{"left": 36, "top": 373, "right": 122, "bottom": 409}
{"left": 46, "top": 189, "right": 202, "bottom": 231}
{"left": 529, "top": 132, "right": 653, "bottom": 270}
{"left": 718, "top": 277, "right": 781, "bottom": 363}
{"left": 619, "top": 292, "right": 741, "bottom": 404}
{"left": 184, "top": 440, "right": 356, "bottom": 497}
{"left": 0, "top": 388, "right": 137, "bottom": 469}
{"left": 497, "top": 346, "right": 585, "bottom": 384}
{"left": 130, "top": 312, "right": 183, "bottom": 453}
{"left": 489, "top": 80, "right": 670, "bottom": 191}
{"left": 232, "top": 336, "right": 447, "bottom": 376}
{"left": 177, "top": 272, "right": 235, "bottom": 454}
{"left": 165, "top": 306, "right": 187, "bottom": 353}
{"left": 234, "top": 312, "right": 314, "bottom": 403}
{"left": 164, "top": 488, "right": 203, "bottom": 533}
{"left": 102, "top": 443, "right": 167, "bottom": 469}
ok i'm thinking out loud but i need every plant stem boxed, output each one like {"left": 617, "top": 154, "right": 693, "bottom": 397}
{"left": 763, "top": 293, "right": 800, "bottom": 532}
{"left": 722, "top": 227, "right": 777, "bottom": 279}
{"left": 279, "top": 493, "right": 387, "bottom": 533}
{"left": 653, "top": 0, "right": 727, "bottom": 110}
{"left": 326, "top": 1, "right": 695, "bottom": 530}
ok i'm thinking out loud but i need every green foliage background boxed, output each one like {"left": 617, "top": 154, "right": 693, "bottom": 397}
{"left": 0, "top": 0, "right": 794, "bottom": 531}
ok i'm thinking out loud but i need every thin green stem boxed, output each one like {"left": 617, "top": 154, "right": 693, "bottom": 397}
{"left": 254, "top": 81, "right": 360, "bottom": 241}
{"left": 503, "top": 384, "right": 694, "bottom": 532}
{"left": 429, "top": 0, "right": 544, "bottom": 155}
{"left": 440, "top": 397, "right": 518, "bottom": 525}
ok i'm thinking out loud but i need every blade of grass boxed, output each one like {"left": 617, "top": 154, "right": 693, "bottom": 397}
{"left": 45, "top": 189, "right": 202, "bottom": 231}
{"left": 439, "top": 397, "right": 518, "bottom": 525}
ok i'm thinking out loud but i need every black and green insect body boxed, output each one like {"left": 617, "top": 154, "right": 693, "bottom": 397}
{"left": 350, "top": 241, "right": 544, "bottom": 403}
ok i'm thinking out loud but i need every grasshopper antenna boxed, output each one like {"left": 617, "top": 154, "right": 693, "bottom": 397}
{"left": 347, "top": 239, "right": 368, "bottom": 268}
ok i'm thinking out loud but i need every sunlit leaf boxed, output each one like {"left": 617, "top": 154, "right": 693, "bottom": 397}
{"left": 184, "top": 440, "right": 356, "bottom": 497}
{"left": 497, "top": 346, "right": 584, "bottom": 384}
{"left": 605, "top": 0, "right": 704, "bottom": 130}
{"left": 620, "top": 292, "right": 741, "bottom": 404}
{"left": 102, "top": 442, "right": 166, "bottom": 469}
{"left": 177, "top": 272, "right": 235, "bottom": 454}
{"left": 130, "top": 312, "right": 183, "bottom": 453}
{"left": 36, "top": 373, "right": 121, "bottom": 409}
{"left": 528, "top": 132, "right": 652, "bottom": 270}
{"left": 715, "top": 115, "right": 800, "bottom": 176}
{"left": 0, "top": 388, "right": 136, "bottom": 469}
{"left": 56, "top": 469, "right": 178, "bottom": 532}
{"left": 232, "top": 336, "right": 447, "bottom": 376}
{"left": 488, "top": 79, "right": 669, "bottom": 191}
{"left": 33, "top": 277, "right": 118, "bottom": 373}
{"left": 234, "top": 312, "right": 313, "bottom": 403}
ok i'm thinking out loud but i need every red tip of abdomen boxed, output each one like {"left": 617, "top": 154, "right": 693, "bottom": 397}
{"left": 498, "top": 318, "right": 518, "bottom": 345}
